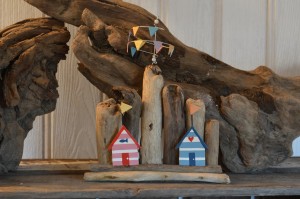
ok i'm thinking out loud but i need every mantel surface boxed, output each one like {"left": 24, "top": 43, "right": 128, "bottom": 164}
{"left": 0, "top": 160, "right": 299, "bottom": 198}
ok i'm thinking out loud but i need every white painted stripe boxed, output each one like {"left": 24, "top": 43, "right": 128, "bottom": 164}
{"left": 179, "top": 157, "right": 205, "bottom": 161}
{"left": 112, "top": 157, "right": 139, "bottom": 161}
{"left": 182, "top": 137, "right": 200, "bottom": 142}
{"left": 112, "top": 149, "right": 138, "bottom": 154}
{"left": 179, "top": 148, "right": 205, "bottom": 151}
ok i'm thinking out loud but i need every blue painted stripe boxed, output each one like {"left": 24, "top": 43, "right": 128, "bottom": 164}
{"left": 179, "top": 160, "right": 190, "bottom": 166}
{"left": 179, "top": 160, "right": 206, "bottom": 166}
{"left": 179, "top": 151, "right": 205, "bottom": 158}
{"left": 179, "top": 142, "right": 206, "bottom": 148}
{"left": 195, "top": 160, "right": 206, "bottom": 166}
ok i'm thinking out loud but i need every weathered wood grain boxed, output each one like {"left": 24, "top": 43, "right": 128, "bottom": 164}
{"left": 84, "top": 171, "right": 230, "bottom": 184}
{"left": 162, "top": 84, "right": 185, "bottom": 164}
{"left": 19, "top": 160, "right": 97, "bottom": 171}
{"left": 96, "top": 99, "right": 122, "bottom": 164}
{"left": 205, "top": 119, "right": 220, "bottom": 166}
{"left": 112, "top": 86, "right": 141, "bottom": 142}
{"left": 0, "top": 18, "right": 70, "bottom": 173}
{"left": 24, "top": 0, "right": 300, "bottom": 173}
{"left": 90, "top": 164, "right": 222, "bottom": 173}
{"left": 141, "top": 65, "right": 164, "bottom": 164}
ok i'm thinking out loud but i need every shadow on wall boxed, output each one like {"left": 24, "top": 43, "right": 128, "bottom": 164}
{"left": 292, "top": 136, "right": 300, "bottom": 157}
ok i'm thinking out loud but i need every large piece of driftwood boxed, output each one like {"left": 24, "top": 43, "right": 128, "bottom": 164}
{"left": 141, "top": 65, "right": 164, "bottom": 164}
{"left": 0, "top": 18, "right": 70, "bottom": 173}
{"left": 205, "top": 119, "right": 220, "bottom": 166}
{"left": 186, "top": 98, "right": 206, "bottom": 138}
{"left": 162, "top": 84, "right": 185, "bottom": 164}
{"left": 96, "top": 98, "right": 122, "bottom": 164}
{"left": 25, "top": 0, "right": 300, "bottom": 173}
{"left": 112, "top": 86, "right": 141, "bottom": 142}
{"left": 84, "top": 171, "right": 230, "bottom": 184}
{"left": 91, "top": 164, "right": 222, "bottom": 173}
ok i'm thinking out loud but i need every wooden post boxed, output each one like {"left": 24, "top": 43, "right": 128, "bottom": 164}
{"left": 96, "top": 98, "right": 122, "bottom": 164}
{"left": 84, "top": 171, "right": 230, "bottom": 184}
{"left": 186, "top": 98, "right": 205, "bottom": 138}
{"left": 112, "top": 86, "right": 142, "bottom": 142}
{"left": 205, "top": 119, "right": 220, "bottom": 166}
{"left": 141, "top": 65, "right": 164, "bottom": 164}
{"left": 162, "top": 84, "right": 185, "bottom": 164}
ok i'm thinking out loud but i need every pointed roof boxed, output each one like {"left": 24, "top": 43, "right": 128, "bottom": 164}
{"left": 108, "top": 125, "right": 140, "bottom": 150}
{"left": 176, "top": 127, "right": 208, "bottom": 149}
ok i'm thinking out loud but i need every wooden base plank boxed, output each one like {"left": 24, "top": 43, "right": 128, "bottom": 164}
{"left": 90, "top": 164, "right": 222, "bottom": 173}
{"left": 84, "top": 171, "right": 230, "bottom": 184}
{"left": 19, "top": 159, "right": 97, "bottom": 171}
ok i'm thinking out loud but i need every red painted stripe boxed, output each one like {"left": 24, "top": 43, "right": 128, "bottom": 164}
{"left": 112, "top": 161, "right": 123, "bottom": 166}
{"left": 129, "top": 160, "right": 139, "bottom": 165}
{"left": 112, "top": 152, "right": 139, "bottom": 159}
{"left": 112, "top": 144, "right": 139, "bottom": 150}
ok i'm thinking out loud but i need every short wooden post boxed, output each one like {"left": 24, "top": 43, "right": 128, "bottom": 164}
{"left": 112, "top": 86, "right": 142, "bottom": 142}
{"left": 96, "top": 98, "right": 122, "bottom": 164}
{"left": 186, "top": 98, "right": 205, "bottom": 138}
{"left": 162, "top": 84, "right": 185, "bottom": 164}
{"left": 141, "top": 65, "right": 164, "bottom": 164}
{"left": 205, "top": 119, "right": 220, "bottom": 166}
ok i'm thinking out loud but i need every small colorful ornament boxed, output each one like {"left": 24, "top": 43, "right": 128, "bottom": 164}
{"left": 176, "top": 127, "right": 207, "bottom": 166}
{"left": 108, "top": 102, "right": 140, "bottom": 166}
{"left": 108, "top": 125, "right": 140, "bottom": 166}
{"left": 176, "top": 102, "right": 208, "bottom": 166}
{"left": 127, "top": 17, "right": 175, "bottom": 64}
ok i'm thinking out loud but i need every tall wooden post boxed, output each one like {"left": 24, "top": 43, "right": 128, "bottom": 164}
{"left": 96, "top": 98, "right": 122, "bottom": 164}
{"left": 205, "top": 119, "right": 220, "bottom": 166}
{"left": 141, "top": 65, "right": 164, "bottom": 164}
{"left": 186, "top": 98, "right": 205, "bottom": 138}
{"left": 112, "top": 86, "right": 142, "bottom": 142}
{"left": 162, "top": 84, "right": 185, "bottom": 164}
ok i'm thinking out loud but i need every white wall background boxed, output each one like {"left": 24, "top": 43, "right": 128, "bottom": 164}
{"left": 0, "top": 0, "right": 299, "bottom": 159}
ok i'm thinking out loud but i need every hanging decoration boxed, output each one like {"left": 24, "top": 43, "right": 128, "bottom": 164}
{"left": 127, "top": 18, "right": 175, "bottom": 64}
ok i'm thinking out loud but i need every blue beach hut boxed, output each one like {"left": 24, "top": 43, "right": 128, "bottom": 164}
{"left": 176, "top": 127, "right": 208, "bottom": 166}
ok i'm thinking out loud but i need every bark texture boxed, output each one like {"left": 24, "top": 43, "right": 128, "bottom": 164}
{"left": 0, "top": 18, "right": 70, "bottom": 172}
{"left": 141, "top": 65, "right": 164, "bottom": 164}
{"left": 162, "top": 84, "right": 185, "bottom": 164}
{"left": 24, "top": 0, "right": 300, "bottom": 173}
{"left": 205, "top": 119, "right": 220, "bottom": 166}
{"left": 95, "top": 98, "right": 122, "bottom": 164}
{"left": 112, "top": 86, "right": 141, "bottom": 142}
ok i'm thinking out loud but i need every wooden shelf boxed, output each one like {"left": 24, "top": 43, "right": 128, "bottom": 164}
{"left": 0, "top": 160, "right": 299, "bottom": 198}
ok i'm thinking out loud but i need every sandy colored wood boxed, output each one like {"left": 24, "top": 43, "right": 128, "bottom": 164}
{"left": 90, "top": 164, "right": 222, "bottom": 173}
{"left": 162, "top": 84, "right": 185, "bottom": 164}
{"left": 24, "top": 0, "right": 300, "bottom": 173}
{"left": 112, "top": 86, "right": 142, "bottom": 142}
{"left": 205, "top": 119, "right": 220, "bottom": 166}
{"left": 84, "top": 171, "right": 230, "bottom": 184}
{"left": 141, "top": 65, "right": 164, "bottom": 164}
{"left": 96, "top": 98, "right": 122, "bottom": 164}
{"left": 186, "top": 98, "right": 206, "bottom": 138}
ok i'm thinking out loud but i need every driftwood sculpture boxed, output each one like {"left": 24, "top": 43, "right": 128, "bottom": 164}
{"left": 23, "top": 0, "right": 300, "bottom": 173}
{"left": 0, "top": 18, "right": 70, "bottom": 172}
